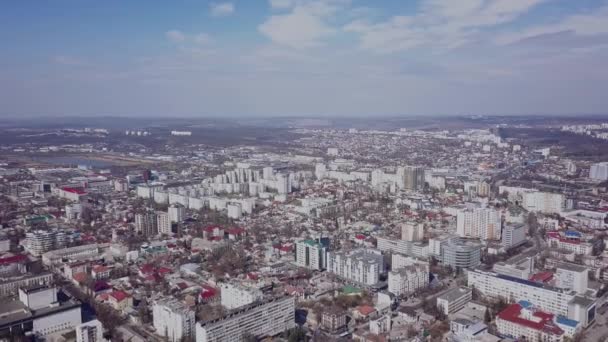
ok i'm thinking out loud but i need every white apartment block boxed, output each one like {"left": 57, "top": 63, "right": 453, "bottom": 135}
{"left": 436, "top": 287, "right": 472, "bottom": 315}
{"left": 327, "top": 249, "right": 384, "bottom": 286}
{"left": 589, "top": 162, "right": 608, "bottom": 181}
{"left": 401, "top": 222, "right": 424, "bottom": 241}
{"left": 523, "top": 191, "right": 564, "bottom": 214}
{"left": 196, "top": 296, "right": 295, "bottom": 342}
{"left": 502, "top": 224, "right": 526, "bottom": 248}
{"left": 456, "top": 207, "right": 501, "bottom": 240}
{"left": 135, "top": 211, "right": 158, "bottom": 237}
{"left": 157, "top": 211, "right": 171, "bottom": 235}
{"left": 295, "top": 240, "right": 327, "bottom": 270}
{"left": 24, "top": 230, "right": 67, "bottom": 257}
{"left": 388, "top": 263, "right": 429, "bottom": 297}
{"left": 467, "top": 269, "right": 596, "bottom": 326}
{"left": 220, "top": 283, "right": 263, "bottom": 310}
{"left": 42, "top": 243, "right": 109, "bottom": 266}
{"left": 153, "top": 298, "right": 196, "bottom": 342}
{"left": 76, "top": 319, "right": 105, "bottom": 342}
{"left": 555, "top": 262, "right": 588, "bottom": 294}
{"left": 168, "top": 204, "right": 185, "bottom": 223}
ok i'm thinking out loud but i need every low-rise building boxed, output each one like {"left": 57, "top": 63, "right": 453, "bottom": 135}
{"left": 437, "top": 287, "right": 472, "bottom": 315}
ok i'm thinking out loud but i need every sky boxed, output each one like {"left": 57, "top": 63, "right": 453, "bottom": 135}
{"left": 2, "top": 0, "right": 608, "bottom": 118}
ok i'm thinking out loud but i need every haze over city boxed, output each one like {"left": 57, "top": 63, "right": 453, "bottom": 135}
{"left": 3, "top": 0, "right": 608, "bottom": 117}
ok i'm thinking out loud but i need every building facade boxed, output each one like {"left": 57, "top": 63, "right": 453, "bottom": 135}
{"left": 153, "top": 298, "right": 196, "bottom": 342}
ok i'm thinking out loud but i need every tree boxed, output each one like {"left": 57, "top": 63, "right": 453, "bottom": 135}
{"left": 242, "top": 332, "right": 257, "bottom": 342}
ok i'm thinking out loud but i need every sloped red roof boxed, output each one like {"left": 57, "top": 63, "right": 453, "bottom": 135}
{"left": 357, "top": 305, "right": 376, "bottom": 316}
{"left": 0, "top": 254, "right": 27, "bottom": 265}
{"left": 110, "top": 290, "right": 130, "bottom": 302}
{"left": 62, "top": 187, "right": 87, "bottom": 195}
{"left": 498, "top": 303, "right": 563, "bottom": 336}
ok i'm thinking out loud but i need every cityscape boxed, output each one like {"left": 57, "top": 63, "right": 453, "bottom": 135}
{"left": 3, "top": 1, "right": 608, "bottom": 342}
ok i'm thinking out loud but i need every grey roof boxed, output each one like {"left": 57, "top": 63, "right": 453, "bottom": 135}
{"left": 438, "top": 287, "right": 472, "bottom": 302}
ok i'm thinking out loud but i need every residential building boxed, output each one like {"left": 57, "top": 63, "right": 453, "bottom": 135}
{"left": 523, "top": 192, "right": 564, "bottom": 214}
{"left": 168, "top": 203, "right": 186, "bottom": 223}
{"left": 502, "top": 224, "right": 526, "bottom": 249}
{"left": 76, "top": 320, "right": 105, "bottom": 342}
{"left": 196, "top": 296, "right": 295, "bottom": 342}
{"left": 135, "top": 210, "right": 158, "bottom": 237}
{"left": 401, "top": 222, "right": 424, "bottom": 242}
{"left": 589, "top": 162, "right": 608, "bottom": 181}
{"left": 493, "top": 254, "right": 535, "bottom": 280}
{"left": 157, "top": 211, "right": 171, "bottom": 235}
{"left": 437, "top": 287, "right": 472, "bottom": 315}
{"left": 388, "top": 263, "right": 429, "bottom": 297}
{"left": 327, "top": 249, "right": 384, "bottom": 286}
{"left": 547, "top": 232, "right": 593, "bottom": 255}
{"left": 0, "top": 272, "right": 54, "bottom": 297}
{"left": 153, "top": 298, "right": 196, "bottom": 342}
{"left": 295, "top": 239, "right": 327, "bottom": 270}
{"left": 456, "top": 207, "right": 501, "bottom": 240}
{"left": 555, "top": 262, "right": 588, "bottom": 294}
{"left": 322, "top": 308, "right": 347, "bottom": 334}
{"left": 220, "top": 283, "right": 263, "bottom": 310}
{"left": 42, "top": 243, "right": 109, "bottom": 266}
{"left": 24, "top": 230, "right": 67, "bottom": 256}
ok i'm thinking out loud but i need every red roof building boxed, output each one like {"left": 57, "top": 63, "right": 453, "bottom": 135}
{"left": 497, "top": 302, "right": 564, "bottom": 341}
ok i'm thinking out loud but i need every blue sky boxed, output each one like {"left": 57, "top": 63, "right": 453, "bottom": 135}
{"left": 2, "top": 0, "right": 608, "bottom": 117}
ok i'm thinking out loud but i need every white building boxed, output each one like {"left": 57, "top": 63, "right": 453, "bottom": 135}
{"left": 153, "top": 298, "right": 196, "bottom": 342}
{"left": 227, "top": 203, "right": 243, "bottom": 219}
{"left": 168, "top": 204, "right": 185, "bottom": 223}
{"left": 456, "top": 207, "right": 501, "bottom": 240}
{"left": 497, "top": 301, "right": 580, "bottom": 342}
{"left": 555, "top": 262, "right": 588, "bottom": 294}
{"left": 220, "top": 283, "right": 263, "bottom": 310}
{"left": 76, "top": 319, "right": 106, "bottom": 342}
{"left": 24, "top": 230, "right": 67, "bottom": 257}
{"left": 327, "top": 249, "right": 384, "bottom": 286}
{"left": 467, "top": 269, "right": 596, "bottom": 326}
{"left": 135, "top": 211, "right": 158, "bottom": 237}
{"left": 589, "top": 162, "right": 608, "bottom": 181}
{"left": 157, "top": 211, "right": 171, "bottom": 235}
{"left": 295, "top": 240, "right": 327, "bottom": 270}
{"left": 502, "top": 224, "right": 526, "bottom": 248}
{"left": 388, "top": 263, "right": 428, "bottom": 297}
{"left": 436, "top": 287, "right": 472, "bottom": 315}
{"left": 547, "top": 232, "right": 593, "bottom": 255}
{"left": 196, "top": 296, "right": 295, "bottom": 342}
{"left": 401, "top": 222, "right": 424, "bottom": 242}
{"left": 523, "top": 191, "right": 564, "bottom": 214}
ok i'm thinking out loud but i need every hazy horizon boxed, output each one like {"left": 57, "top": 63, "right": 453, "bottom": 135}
{"left": 3, "top": 0, "right": 608, "bottom": 117}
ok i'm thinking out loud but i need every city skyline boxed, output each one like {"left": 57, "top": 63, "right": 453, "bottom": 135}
{"left": 2, "top": 0, "right": 608, "bottom": 117}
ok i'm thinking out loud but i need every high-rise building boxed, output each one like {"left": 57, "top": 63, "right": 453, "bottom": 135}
{"left": 327, "top": 249, "right": 384, "bottom": 286}
{"left": 196, "top": 296, "right": 295, "bottom": 342}
{"left": 502, "top": 224, "right": 526, "bottom": 248}
{"left": 589, "top": 162, "right": 608, "bottom": 181}
{"left": 403, "top": 166, "right": 425, "bottom": 190}
{"left": 157, "top": 211, "right": 171, "bottom": 235}
{"left": 135, "top": 210, "right": 158, "bottom": 237}
{"left": 555, "top": 262, "right": 588, "bottom": 294}
{"left": 401, "top": 222, "right": 424, "bottom": 241}
{"left": 24, "top": 230, "right": 67, "bottom": 256}
{"left": 295, "top": 240, "right": 327, "bottom": 270}
{"left": 168, "top": 204, "right": 185, "bottom": 223}
{"left": 76, "top": 319, "right": 105, "bottom": 342}
{"left": 456, "top": 207, "right": 501, "bottom": 240}
{"left": 153, "top": 298, "right": 196, "bottom": 342}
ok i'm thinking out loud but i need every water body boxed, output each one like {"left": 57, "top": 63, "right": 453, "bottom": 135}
{"left": 35, "top": 156, "right": 116, "bottom": 168}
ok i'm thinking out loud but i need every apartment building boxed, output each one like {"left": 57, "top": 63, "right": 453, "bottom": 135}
{"left": 220, "top": 283, "right": 263, "bottom": 310}
{"left": 196, "top": 296, "right": 295, "bottom": 342}
{"left": 153, "top": 298, "right": 196, "bottom": 342}
{"left": 327, "top": 249, "right": 384, "bottom": 286}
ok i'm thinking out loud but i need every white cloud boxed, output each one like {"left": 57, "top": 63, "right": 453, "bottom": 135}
{"left": 259, "top": 1, "right": 346, "bottom": 48}
{"left": 165, "top": 30, "right": 186, "bottom": 43}
{"left": 345, "top": 0, "right": 549, "bottom": 53}
{"left": 496, "top": 5, "right": 608, "bottom": 45}
{"left": 269, "top": 0, "right": 295, "bottom": 9}
{"left": 210, "top": 2, "right": 235, "bottom": 17}
{"left": 194, "top": 33, "right": 212, "bottom": 44}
